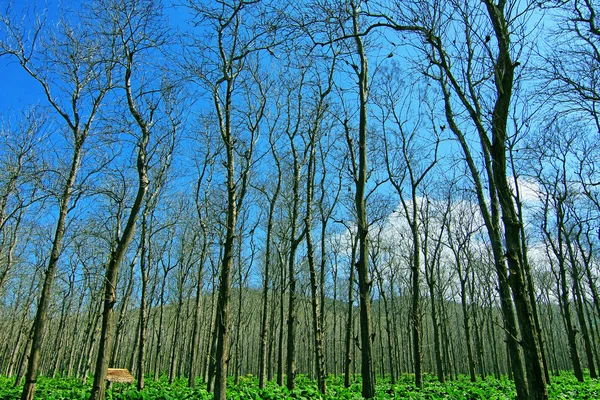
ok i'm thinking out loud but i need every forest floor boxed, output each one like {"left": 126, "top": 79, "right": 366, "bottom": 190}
{"left": 1, "top": 372, "right": 599, "bottom": 399}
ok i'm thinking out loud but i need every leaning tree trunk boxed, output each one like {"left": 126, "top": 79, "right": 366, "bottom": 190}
{"left": 483, "top": 1, "right": 548, "bottom": 397}
{"left": 436, "top": 57, "right": 530, "bottom": 396}
{"left": 89, "top": 57, "right": 151, "bottom": 399}
{"left": 88, "top": 165, "right": 149, "bottom": 399}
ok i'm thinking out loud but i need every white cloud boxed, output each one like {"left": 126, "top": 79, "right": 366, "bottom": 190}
{"left": 510, "top": 176, "right": 543, "bottom": 203}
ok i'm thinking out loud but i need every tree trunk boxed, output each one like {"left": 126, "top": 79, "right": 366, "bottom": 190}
{"left": 89, "top": 67, "right": 151, "bottom": 399}
{"left": 331, "top": 258, "right": 339, "bottom": 377}
{"left": 427, "top": 276, "right": 444, "bottom": 383}
{"left": 51, "top": 285, "right": 73, "bottom": 378}
{"left": 285, "top": 232, "right": 300, "bottom": 391}
{"left": 305, "top": 141, "right": 327, "bottom": 395}
{"left": 21, "top": 140, "right": 83, "bottom": 400}
{"left": 486, "top": 303, "right": 501, "bottom": 379}
{"left": 344, "top": 235, "right": 358, "bottom": 388}
{"left": 111, "top": 251, "right": 138, "bottom": 369}
{"left": 267, "top": 290, "right": 277, "bottom": 382}
{"left": 556, "top": 254, "right": 583, "bottom": 381}
{"left": 234, "top": 256, "right": 244, "bottom": 386}
{"left": 350, "top": 5, "right": 375, "bottom": 397}
{"left": 483, "top": 1, "right": 548, "bottom": 397}
{"left": 136, "top": 215, "right": 150, "bottom": 390}
{"left": 285, "top": 123, "right": 305, "bottom": 391}
{"left": 258, "top": 171, "right": 279, "bottom": 388}
{"left": 277, "top": 261, "right": 285, "bottom": 387}
{"left": 15, "top": 326, "right": 34, "bottom": 387}
{"left": 188, "top": 235, "right": 207, "bottom": 388}
{"left": 88, "top": 192, "right": 147, "bottom": 400}
{"left": 409, "top": 226, "right": 422, "bottom": 388}
{"left": 438, "top": 71, "right": 529, "bottom": 398}
{"left": 168, "top": 301, "right": 181, "bottom": 384}
{"left": 457, "top": 261, "right": 476, "bottom": 383}
{"left": 381, "top": 284, "right": 396, "bottom": 385}
{"left": 213, "top": 112, "right": 238, "bottom": 400}
{"left": 206, "top": 310, "right": 218, "bottom": 392}
{"left": 66, "top": 288, "right": 86, "bottom": 377}
{"left": 511, "top": 166, "right": 551, "bottom": 385}
{"left": 76, "top": 293, "right": 102, "bottom": 381}
{"left": 7, "top": 272, "right": 37, "bottom": 378}
{"left": 566, "top": 234, "right": 597, "bottom": 378}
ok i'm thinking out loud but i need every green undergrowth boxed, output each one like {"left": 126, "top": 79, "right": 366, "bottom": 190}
{"left": 0, "top": 371, "right": 598, "bottom": 399}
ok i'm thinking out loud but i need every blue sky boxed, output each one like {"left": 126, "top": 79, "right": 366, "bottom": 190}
{"left": 0, "top": 0, "right": 187, "bottom": 118}
{"left": 0, "top": 61, "right": 44, "bottom": 113}
{"left": 0, "top": 0, "right": 60, "bottom": 117}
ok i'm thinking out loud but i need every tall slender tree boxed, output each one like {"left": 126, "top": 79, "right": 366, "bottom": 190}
{"left": 0, "top": 7, "right": 114, "bottom": 399}
{"left": 184, "top": 2, "right": 277, "bottom": 397}
{"left": 89, "top": 1, "right": 178, "bottom": 398}
{"left": 379, "top": 73, "right": 440, "bottom": 388}
{"left": 256, "top": 127, "right": 282, "bottom": 390}
{"left": 379, "top": 0, "right": 549, "bottom": 397}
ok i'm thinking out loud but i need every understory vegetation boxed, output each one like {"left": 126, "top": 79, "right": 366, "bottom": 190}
{"left": 1, "top": 373, "right": 599, "bottom": 400}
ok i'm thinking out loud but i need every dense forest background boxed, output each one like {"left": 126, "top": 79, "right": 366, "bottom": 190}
{"left": 0, "top": 0, "right": 599, "bottom": 399}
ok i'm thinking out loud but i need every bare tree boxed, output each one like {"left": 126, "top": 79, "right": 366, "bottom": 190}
{"left": 183, "top": 1, "right": 278, "bottom": 397}
{"left": 0, "top": 5, "right": 114, "bottom": 398}
{"left": 303, "top": 56, "right": 335, "bottom": 395}
{"left": 527, "top": 124, "right": 598, "bottom": 381}
{"left": 541, "top": 0, "right": 600, "bottom": 132}
{"left": 376, "top": 0, "right": 549, "bottom": 397}
{"left": 256, "top": 124, "right": 283, "bottom": 390}
{"left": 136, "top": 154, "right": 177, "bottom": 390}
{"left": 421, "top": 187, "right": 452, "bottom": 383}
{"left": 88, "top": 0, "right": 178, "bottom": 398}
{"left": 377, "top": 68, "right": 440, "bottom": 388}
{"left": 0, "top": 108, "right": 45, "bottom": 294}
{"left": 188, "top": 143, "right": 217, "bottom": 388}
{"left": 281, "top": 65, "right": 308, "bottom": 392}
{"left": 330, "top": 2, "right": 379, "bottom": 396}
{"left": 444, "top": 197, "right": 484, "bottom": 383}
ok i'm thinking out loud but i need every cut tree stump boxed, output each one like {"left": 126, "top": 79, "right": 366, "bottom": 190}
{"left": 106, "top": 368, "right": 134, "bottom": 386}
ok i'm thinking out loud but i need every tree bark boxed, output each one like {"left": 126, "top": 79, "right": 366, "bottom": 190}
{"left": 425, "top": 242, "right": 445, "bottom": 384}
{"left": 344, "top": 234, "right": 358, "bottom": 388}
{"left": 305, "top": 135, "right": 327, "bottom": 395}
{"left": 460, "top": 274, "right": 477, "bottom": 383}
{"left": 136, "top": 214, "right": 150, "bottom": 390}
{"left": 188, "top": 232, "right": 207, "bottom": 388}
{"left": 350, "top": 4, "right": 375, "bottom": 396}
{"left": 89, "top": 40, "right": 151, "bottom": 400}
{"left": 483, "top": 1, "right": 548, "bottom": 397}
{"left": 565, "top": 231, "right": 597, "bottom": 378}
{"left": 285, "top": 173, "right": 302, "bottom": 391}
{"left": 258, "top": 141, "right": 281, "bottom": 389}
{"left": 21, "top": 140, "right": 84, "bottom": 400}
{"left": 277, "top": 254, "right": 286, "bottom": 387}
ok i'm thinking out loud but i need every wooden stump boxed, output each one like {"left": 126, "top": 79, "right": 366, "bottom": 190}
{"left": 106, "top": 368, "right": 134, "bottom": 390}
